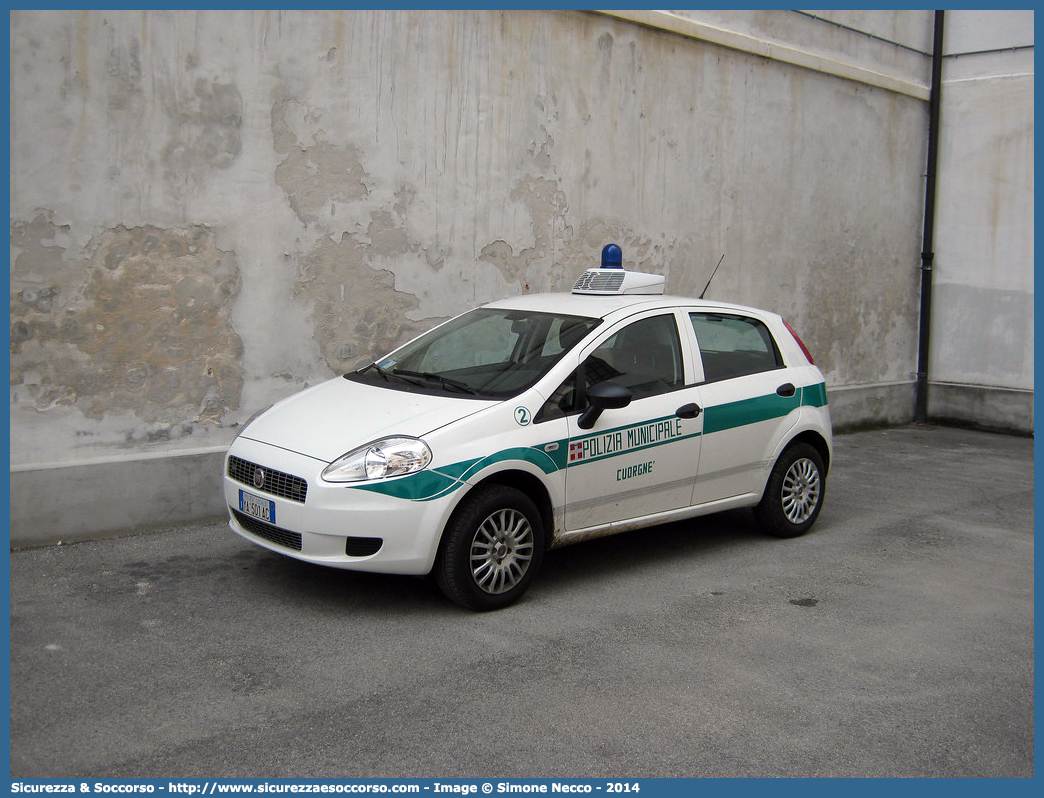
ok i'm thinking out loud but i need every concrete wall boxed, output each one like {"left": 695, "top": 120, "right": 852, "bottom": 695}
{"left": 8, "top": 10, "right": 1029, "bottom": 544}
{"left": 929, "top": 10, "right": 1034, "bottom": 433}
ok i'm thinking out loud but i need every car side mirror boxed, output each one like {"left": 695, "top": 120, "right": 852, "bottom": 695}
{"left": 577, "top": 382, "right": 633, "bottom": 430}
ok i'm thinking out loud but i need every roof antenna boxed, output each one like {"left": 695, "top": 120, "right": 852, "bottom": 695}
{"left": 699, "top": 253, "right": 726, "bottom": 300}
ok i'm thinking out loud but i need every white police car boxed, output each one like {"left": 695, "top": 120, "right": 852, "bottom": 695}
{"left": 224, "top": 246, "right": 832, "bottom": 610}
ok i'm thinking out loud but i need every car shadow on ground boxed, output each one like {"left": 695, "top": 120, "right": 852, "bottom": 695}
{"left": 537, "top": 507, "right": 772, "bottom": 590}
{"left": 228, "top": 507, "right": 778, "bottom": 613}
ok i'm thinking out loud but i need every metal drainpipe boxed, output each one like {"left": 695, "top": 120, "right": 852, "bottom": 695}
{"left": 914, "top": 10, "right": 945, "bottom": 423}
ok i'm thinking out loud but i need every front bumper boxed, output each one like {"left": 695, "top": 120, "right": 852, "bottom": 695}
{"left": 223, "top": 436, "right": 456, "bottom": 575}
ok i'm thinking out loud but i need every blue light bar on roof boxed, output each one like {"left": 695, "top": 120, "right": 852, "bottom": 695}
{"left": 600, "top": 243, "right": 623, "bottom": 269}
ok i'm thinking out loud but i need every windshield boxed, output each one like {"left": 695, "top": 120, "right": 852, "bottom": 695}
{"left": 348, "top": 308, "right": 600, "bottom": 399}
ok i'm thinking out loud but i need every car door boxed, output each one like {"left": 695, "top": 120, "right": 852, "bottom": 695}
{"left": 557, "top": 311, "right": 705, "bottom": 530}
{"left": 688, "top": 311, "right": 801, "bottom": 505}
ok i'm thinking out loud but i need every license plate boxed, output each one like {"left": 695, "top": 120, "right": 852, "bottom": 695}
{"left": 239, "top": 489, "right": 275, "bottom": 524}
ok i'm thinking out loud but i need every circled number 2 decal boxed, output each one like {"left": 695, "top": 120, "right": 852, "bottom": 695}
{"left": 514, "top": 407, "right": 531, "bottom": 426}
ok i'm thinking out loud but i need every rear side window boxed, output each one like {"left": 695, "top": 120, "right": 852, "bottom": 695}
{"left": 690, "top": 313, "right": 782, "bottom": 382}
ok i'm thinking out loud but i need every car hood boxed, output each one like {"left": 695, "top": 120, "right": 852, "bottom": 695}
{"left": 239, "top": 376, "right": 490, "bottom": 463}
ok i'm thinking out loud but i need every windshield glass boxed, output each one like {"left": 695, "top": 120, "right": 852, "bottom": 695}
{"left": 349, "top": 308, "right": 600, "bottom": 399}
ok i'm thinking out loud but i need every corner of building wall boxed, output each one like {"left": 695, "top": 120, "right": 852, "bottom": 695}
{"left": 10, "top": 449, "right": 229, "bottom": 548}
{"left": 828, "top": 381, "right": 916, "bottom": 432}
{"left": 928, "top": 382, "right": 1034, "bottom": 436}
{"left": 827, "top": 380, "right": 1034, "bottom": 436}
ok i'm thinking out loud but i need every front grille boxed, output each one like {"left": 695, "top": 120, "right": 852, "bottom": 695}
{"left": 231, "top": 508, "right": 303, "bottom": 551}
{"left": 228, "top": 455, "right": 308, "bottom": 503}
{"left": 346, "top": 537, "right": 383, "bottom": 557}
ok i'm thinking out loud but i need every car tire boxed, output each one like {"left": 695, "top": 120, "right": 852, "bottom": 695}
{"left": 754, "top": 442, "right": 826, "bottom": 538}
{"left": 434, "top": 484, "right": 545, "bottom": 611}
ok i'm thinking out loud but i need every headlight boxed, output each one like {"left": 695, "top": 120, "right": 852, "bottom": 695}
{"left": 321, "top": 437, "right": 432, "bottom": 482}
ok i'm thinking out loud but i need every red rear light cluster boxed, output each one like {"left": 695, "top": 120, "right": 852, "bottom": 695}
{"left": 783, "top": 319, "right": 815, "bottom": 365}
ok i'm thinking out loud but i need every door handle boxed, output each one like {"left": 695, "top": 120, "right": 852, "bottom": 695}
{"left": 776, "top": 383, "right": 797, "bottom": 398}
{"left": 676, "top": 403, "right": 702, "bottom": 419}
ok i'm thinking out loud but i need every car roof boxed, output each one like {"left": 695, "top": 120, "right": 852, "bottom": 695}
{"left": 482, "top": 290, "right": 779, "bottom": 322}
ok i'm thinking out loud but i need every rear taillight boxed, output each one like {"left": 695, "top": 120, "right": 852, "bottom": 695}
{"left": 783, "top": 319, "right": 815, "bottom": 365}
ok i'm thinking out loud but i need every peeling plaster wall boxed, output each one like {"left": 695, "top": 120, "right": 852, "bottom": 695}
{"left": 11, "top": 219, "right": 242, "bottom": 428}
{"left": 11, "top": 9, "right": 1008, "bottom": 541}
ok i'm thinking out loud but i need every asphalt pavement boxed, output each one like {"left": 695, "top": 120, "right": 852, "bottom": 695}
{"left": 8, "top": 425, "right": 1034, "bottom": 778}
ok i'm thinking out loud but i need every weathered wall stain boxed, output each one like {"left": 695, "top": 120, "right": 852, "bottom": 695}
{"left": 481, "top": 174, "right": 696, "bottom": 298}
{"left": 292, "top": 225, "right": 435, "bottom": 371}
{"left": 479, "top": 176, "right": 570, "bottom": 289}
{"left": 274, "top": 139, "right": 371, "bottom": 227}
{"left": 272, "top": 95, "right": 446, "bottom": 370}
{"left": 162, "top": 78, "right": 243, "bottom": 198}
{"left": 271, "top": 93, "right": 371, "bottom": 226}
{"left": 10, "top": 218, "right": 244, "bottom": 426}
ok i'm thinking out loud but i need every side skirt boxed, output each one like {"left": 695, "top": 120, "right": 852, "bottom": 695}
{"left": 549, "top": 493, "right": 760, "bottom": 549}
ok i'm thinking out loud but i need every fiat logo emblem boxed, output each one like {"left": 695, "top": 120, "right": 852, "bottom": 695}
{"left": 253, "top": 467, "right": 265, "bottom": 489}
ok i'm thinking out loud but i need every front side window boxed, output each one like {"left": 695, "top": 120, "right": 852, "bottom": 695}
{"left": 690, "top": 312, "right": 782, "bottom": 382}
{"left": 350, "top": 308, "right": 599, "bottom": 399}
{"left": 536, "top": 314, "right": 683, "bottom": 422}
{"left": 585, "top": 314, "right": 684, "bottom": 399}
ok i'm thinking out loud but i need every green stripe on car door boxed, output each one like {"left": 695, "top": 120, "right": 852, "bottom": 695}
{"left": 352, "top": 383, "right": 826, "bottom": 500}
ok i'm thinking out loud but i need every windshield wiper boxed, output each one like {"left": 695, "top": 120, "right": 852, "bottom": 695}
{"left": 367, "top": 363, "right": 390, "bottom": 382}
{"left": 391, "top": 369, "right": 480, "bottom": 395}
{"left": 356, "top": 363, "right": 423, "bottom": 388}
